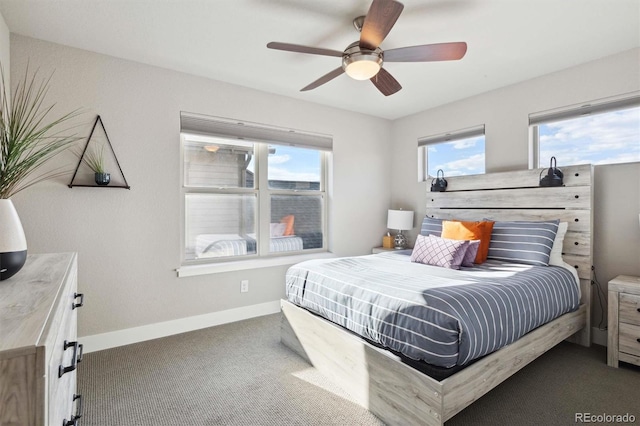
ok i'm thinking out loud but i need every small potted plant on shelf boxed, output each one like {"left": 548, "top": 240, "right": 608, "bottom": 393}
{"left": 77, "top": 143, "right": 109, "bottom": 185}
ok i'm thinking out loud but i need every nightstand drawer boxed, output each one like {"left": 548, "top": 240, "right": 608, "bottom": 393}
{"left": 620, "top": 294, "right": 640, "bottom": 326}
{"left": 619, "top": 323, "right": 640, "bottom": 357}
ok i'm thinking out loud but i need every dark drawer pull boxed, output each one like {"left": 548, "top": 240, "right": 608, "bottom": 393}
{"left": 77, "top": 343, "right": 84, "bottom": 364}
{"left": 637, "top": 338, "right": 640, "bottom": 344}
{"left": 637, "top": 308, "right": 640, "bottom": 313}
{"left": 58, "top": 341, "right": 80, "bottom": 378}
{"left": 72, "top": 293, "right": 84, "bottom": 310}
{"left": 63, "top": 394, "right": 83, "bottom": 426}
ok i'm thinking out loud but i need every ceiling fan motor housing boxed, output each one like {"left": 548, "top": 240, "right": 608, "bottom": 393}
{"left": 342, "top": 42, "right": 383, "bottom": 80}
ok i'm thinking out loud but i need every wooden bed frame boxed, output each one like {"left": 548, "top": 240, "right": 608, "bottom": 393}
{"left": 280, "top": 165, "right": 593, "bottom": 425}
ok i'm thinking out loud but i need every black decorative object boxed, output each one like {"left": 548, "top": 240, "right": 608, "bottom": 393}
{"left": 95, "top": 172, "right": 111, "bottom": 186}
{"left": 69, "top": 115, "right": 130, "bottom": 189}
{"left": 539, "top": 156, "right": 564, "bottom": 187}
{"left": 430, "top": 169, "right": 448, "bottom": 192}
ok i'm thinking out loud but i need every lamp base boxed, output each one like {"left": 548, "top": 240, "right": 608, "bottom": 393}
{"left": 394, "top": 232, "right": 407, "bottom": 249}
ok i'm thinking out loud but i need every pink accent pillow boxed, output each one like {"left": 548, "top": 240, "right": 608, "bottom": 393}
{"left": 461, "top": 240, "right": 480, "bottom": 267}
{"left": 411, "top": 235, "right": 469, "bottom": 269}
{"left": 428, "top": 235, "right": 480, "bottom": 267}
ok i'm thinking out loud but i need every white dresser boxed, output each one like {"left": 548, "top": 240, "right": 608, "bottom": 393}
{"left": 0, "top": 253, "right": 83, "bottom": 426}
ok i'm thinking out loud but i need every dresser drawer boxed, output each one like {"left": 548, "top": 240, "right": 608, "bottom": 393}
{"left": 47, "top": 303, "right": 79, "bottom": 426}
{"left": 619, "top": 322, "right": 640, "bottom": 357}
{"left": 620, "top": 293, "right": 640, "bottom": 326}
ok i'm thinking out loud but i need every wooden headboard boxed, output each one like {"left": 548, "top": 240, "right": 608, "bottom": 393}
{"left": 425, "top": 164, "right": 593, "bottom": 345}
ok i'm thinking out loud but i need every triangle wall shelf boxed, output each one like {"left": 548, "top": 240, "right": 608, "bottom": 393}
{"left": 69, "top": 115, "right": 130, "bottom": 189}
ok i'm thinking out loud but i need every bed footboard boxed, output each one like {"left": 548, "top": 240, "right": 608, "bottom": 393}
{"left": 281, "top": 299, "right": 587, "bottom": 426}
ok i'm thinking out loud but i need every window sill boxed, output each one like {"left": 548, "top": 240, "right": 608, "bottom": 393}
{"left": 177, "top": 251, "right": 337, "bottom": 277}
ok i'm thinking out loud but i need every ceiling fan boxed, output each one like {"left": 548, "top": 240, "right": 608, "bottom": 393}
{"left": 267, "top": 0, "right": 467, "bottom": 96}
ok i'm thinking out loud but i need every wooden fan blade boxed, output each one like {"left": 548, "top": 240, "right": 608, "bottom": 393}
{"left": 384, "top": 42, "right": 467, "bottom": 62}
{"left": 301, "top": 67, "right": 345, "bottom": 91}
{"left": 359, "top": 0, "right": 404, "bottom": 51}
{"left": 370, "top": 67, "right": 402, "bottom": 96}
{"left": 267, "top": 42, "right": 343, "bottom": 58}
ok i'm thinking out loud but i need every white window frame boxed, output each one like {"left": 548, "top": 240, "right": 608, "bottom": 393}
{"left": 417, "top": 124, "right": 486, "bottom": 182}
{"left": 529, "top": 92, "right": 640, "bottom": 168}
{"left": 178, "top": 113, "right": 331, "bottom": 273}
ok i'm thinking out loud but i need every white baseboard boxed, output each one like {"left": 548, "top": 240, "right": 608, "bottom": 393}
{"left": 79, "top": 300, "right": 281, "bottom": 353}
{"left": 591, "top": 326, "right": 607, "bottom": 347}
{"left": 80, "top": 303, "right": 609, "bottom": 354}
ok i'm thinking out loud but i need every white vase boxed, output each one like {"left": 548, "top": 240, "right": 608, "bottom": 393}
{"left": 0, "top": 199, "right": 28, "bottom": 280}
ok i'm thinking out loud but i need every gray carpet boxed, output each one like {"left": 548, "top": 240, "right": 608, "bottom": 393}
{"left": 78, "top": 314, "right": 640, "bottom": 426}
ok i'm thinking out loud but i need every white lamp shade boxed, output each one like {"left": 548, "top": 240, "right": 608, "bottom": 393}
{"left": 387, "top": 209, "right": 414, "bottom": 231}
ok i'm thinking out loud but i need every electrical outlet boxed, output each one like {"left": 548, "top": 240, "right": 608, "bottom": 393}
{"left": 241, "top": 280, "right": 249, "bottom": 293}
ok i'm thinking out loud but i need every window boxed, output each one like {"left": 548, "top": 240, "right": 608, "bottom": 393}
{"left": 180, "top": 113, "right": 330, "bottom": 263}
{"left": 417, "top": 125, "right": 485, "bottom": 181}
{"left": 530, "top": 93, "right": 640, "bottom": 167}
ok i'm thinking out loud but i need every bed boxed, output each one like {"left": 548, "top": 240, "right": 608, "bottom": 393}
{"left": 195, "top": 233, "right": 304, "bottom": 258}
{"left": 280, "top": 165, "right": 593, "bottom": 426}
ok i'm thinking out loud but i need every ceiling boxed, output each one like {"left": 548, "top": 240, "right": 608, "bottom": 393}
{"left": 0, "top": 0, "right": 638, "bottom": 120}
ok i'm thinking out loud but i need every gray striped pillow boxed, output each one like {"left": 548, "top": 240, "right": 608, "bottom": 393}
{"left": 487, "top": 220, "right": 559, "bottom": 266}
{"left": 420, "top": 217, "right": 443, "bottom": 236}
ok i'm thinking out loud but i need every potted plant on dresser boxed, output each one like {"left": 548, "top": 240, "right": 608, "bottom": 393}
{"left": 0, "top": 66, "right": 81, "bottom": 280}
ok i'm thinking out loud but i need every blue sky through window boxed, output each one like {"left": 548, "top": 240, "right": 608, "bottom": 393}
{"left": 538, "top": 106, "right": 640, "bottom": 167}
{"left": 268, "top": 145, "right": 321, "bottom": 183}
{"left": 262, "top": 106, "right": 639, "bottom": 183}
{"left": 427, "top": 136, "right": 485, "bottom": 177}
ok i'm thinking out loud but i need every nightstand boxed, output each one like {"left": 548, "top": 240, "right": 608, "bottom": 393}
{"left": 607, "top": 275, "right": 640, "bottom": 368}
{"left": 372, "top": 247, "right": 396, "bottom": 254}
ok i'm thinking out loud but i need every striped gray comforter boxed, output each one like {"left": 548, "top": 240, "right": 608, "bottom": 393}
{"left": 286, "top": 251, "right": 580, "bottom": 368}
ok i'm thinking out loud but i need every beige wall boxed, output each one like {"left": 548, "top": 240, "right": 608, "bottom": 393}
{"left": 390, "top": 48, "right": 640, "bottom": 330}
{"left": 0, "top": 11, "right": 9, "bottom": 92}
{"left": 9, "top": 35, "right": 392, "bottom": 337}
{"left": 9, "top": 31, "right": 639, "bottom": 341}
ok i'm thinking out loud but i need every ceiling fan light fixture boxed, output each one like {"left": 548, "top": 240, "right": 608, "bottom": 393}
{"left": 344, "top": 57, "right": 382, "bottom": 80}
{"left": 342, "top": 43, "right": 383, "bottom": 80}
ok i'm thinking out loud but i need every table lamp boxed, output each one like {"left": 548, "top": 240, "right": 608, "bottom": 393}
{"left": 387, "top": 209, "right": 414, "bottom": 249}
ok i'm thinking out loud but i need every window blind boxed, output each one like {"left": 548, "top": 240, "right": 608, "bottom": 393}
{"left": 418, "top": 124, "right": 485, "bottom": 147}
{"left": 180, "top": 112, "right": 333, "bottom": 151}
{"left": 529, "top": 91, "right": 640, "bottom": 126}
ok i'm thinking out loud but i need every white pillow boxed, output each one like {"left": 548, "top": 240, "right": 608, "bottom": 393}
{"left": 560, "top": 260, "right": 581, "bottom": 298}
{"left": 548, "top": 221, "right": 568, "bottom": 266}
{"left": 548, "top": 222, "right": 581, "bottom": 298}
{"left": 270, "top": 223, "right": 287, "bottom": 238}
